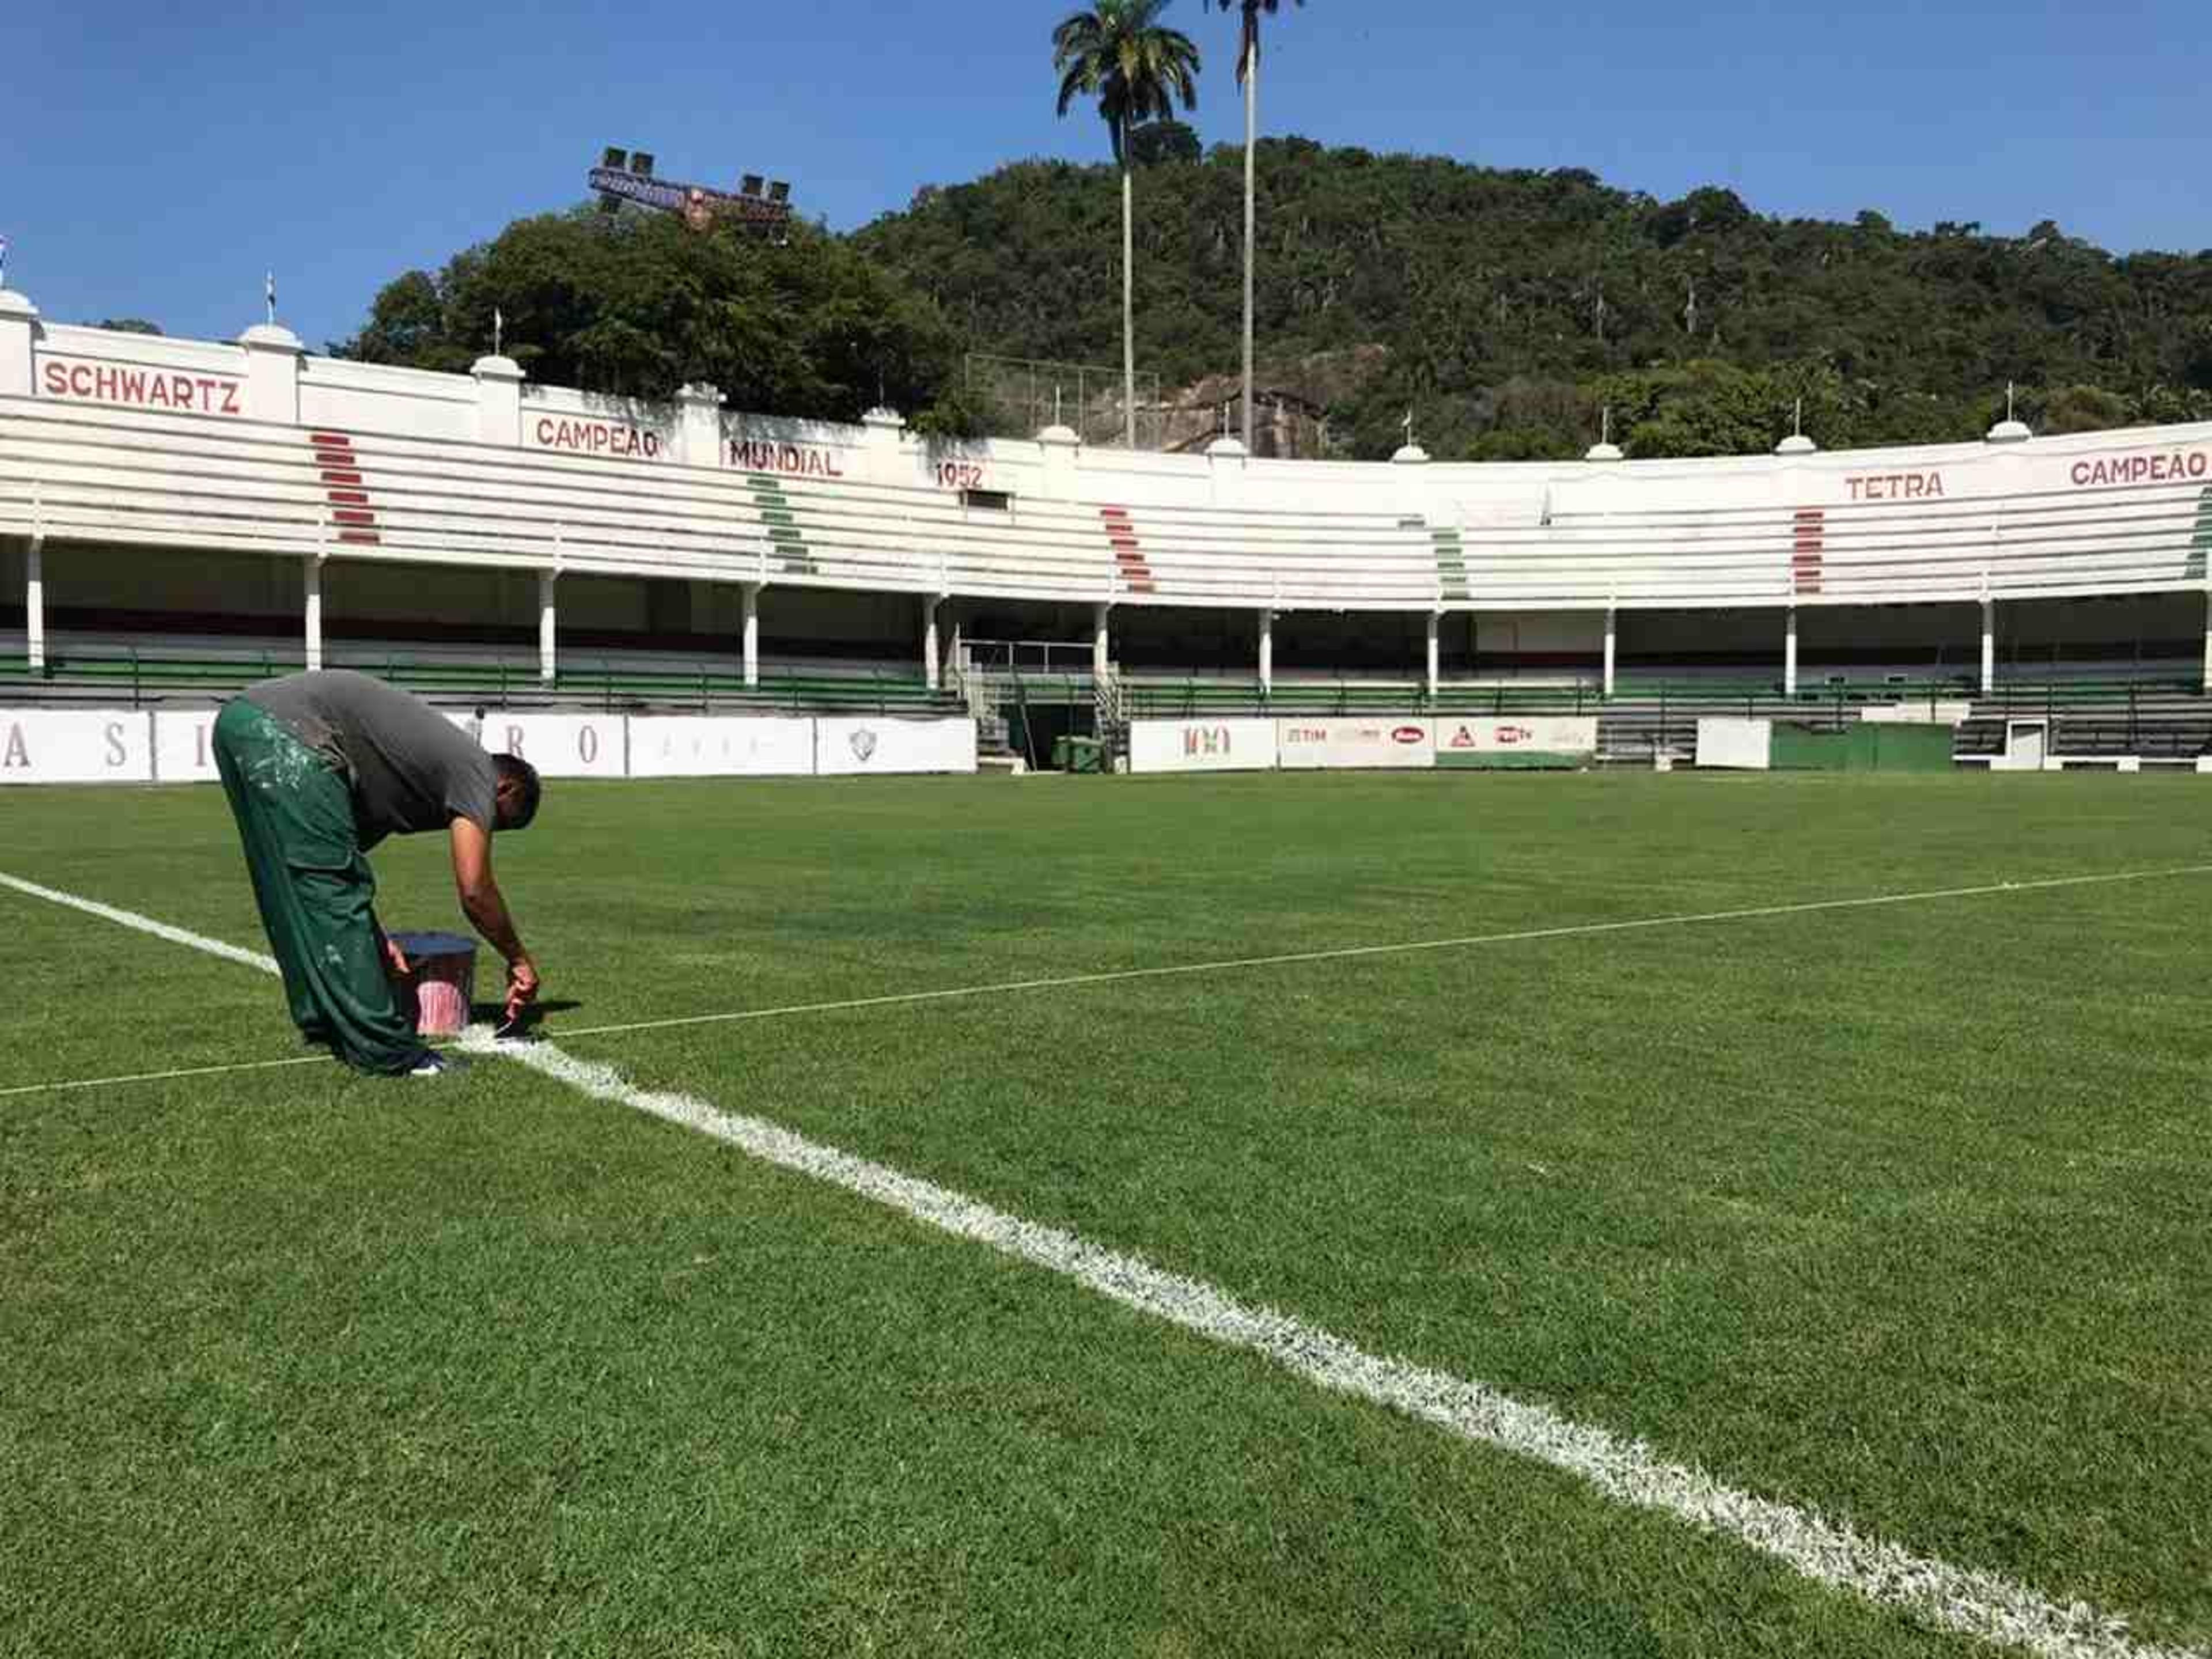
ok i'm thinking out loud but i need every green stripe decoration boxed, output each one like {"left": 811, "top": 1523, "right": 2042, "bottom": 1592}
{"left": 1430, "top": 527, "right": 1471, "bottom": 603}
{"left": 2188, "top": 486, "right": 2212, "bottom": 583}
{"left": 745, "top": 475, "right": 818, "bottom": 575}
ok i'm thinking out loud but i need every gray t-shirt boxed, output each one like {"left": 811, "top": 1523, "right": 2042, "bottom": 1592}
{"left": 245, "top": 669, "right": 497, "bottom": 850}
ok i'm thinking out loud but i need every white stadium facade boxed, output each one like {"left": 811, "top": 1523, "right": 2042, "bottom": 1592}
{"left": 4, "top": 282, "right": 2212, "bottom": 779}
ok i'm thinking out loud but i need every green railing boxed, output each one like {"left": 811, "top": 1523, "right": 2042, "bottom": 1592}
{"left": 1120, "top": 671, "right": 2205, "bottom": 722}
{"left": 0, "top": 647, "right": 962, "bottom": 718}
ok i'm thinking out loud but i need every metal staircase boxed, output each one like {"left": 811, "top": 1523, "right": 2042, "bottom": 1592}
{"left": 1093, "top": 665, "right": 1128, "bottom": 770}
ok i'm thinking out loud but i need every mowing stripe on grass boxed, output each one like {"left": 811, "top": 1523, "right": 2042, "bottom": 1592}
{"left": 545, "top": 862, "right": 2212, "bottom": 1044}
{"left": 472, "top": 1027, "right": 2202, "bottom": 1659}
{"left": 1, "top": 870, "right": 2203, "bottom": 1655}
{"left": 0, "top": 871, "right": 281, "bottom": 976}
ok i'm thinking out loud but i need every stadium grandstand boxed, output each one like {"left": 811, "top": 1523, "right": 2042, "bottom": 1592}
{"left": 5, "top": 284, "right": 2212, "bottom": 774}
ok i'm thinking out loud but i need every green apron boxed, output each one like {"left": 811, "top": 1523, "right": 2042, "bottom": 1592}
{"left": 211, "top": 699, "right": 422, "bottom": 1075}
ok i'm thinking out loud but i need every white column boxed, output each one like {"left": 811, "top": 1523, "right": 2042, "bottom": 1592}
{"left": 1603, "top": 607, "right": 1617, "bottom": 696}
{"left": 1093, "top": 602, "right": 1111, "bottom": 679}
{"left": 303, "top": 556, "right": 324, "bottom": 672}
{"left": 677, "top": 382, "right": 724, "bottom": 468}
{"left": 742, "top": 582, "right": 760, "bottom": 688}
{"left": 1980, "top": 599, "right": 1995, "bottom": 696}
{"left": 861, "top": 407, "right": 906, "bottom": 487}
{"left": 24, "top": 536, "right": 46, "bottom": 672}
{"left": 0, "top": 288, "right": 39, "bottom": 398}
{"left": 1258, "top": 608, "right": 1274, "bottom": 695}
{"left": 1206, "top": 435, "right": 1248, "bottom": 509}
{"left": 1425, "top": 611, "right": 1440, "bottom": 699}
{"left": 538, "top": 570, "right": 558, "bottom": 684}
{"left": 1784, "top": 607, "right": 1798, "bottom": 696}
{"left": 923, "top": 598, "right": 941, "bottom": 692}
{"left": 1037, "top": 423, "right": 1081, "bottom": 501}
{"left": 238, "top": 324, "right": 304, "bottom": 425}
{"left": 472, "top": 355, "right": 526, "bottom": 446}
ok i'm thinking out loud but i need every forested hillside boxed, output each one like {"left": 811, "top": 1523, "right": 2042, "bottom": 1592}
{"left": 854, "top": 137, "right": 2212, "bottom": 457}
{"left": 339, "top": 137, "right": 2212, "bottom": 460}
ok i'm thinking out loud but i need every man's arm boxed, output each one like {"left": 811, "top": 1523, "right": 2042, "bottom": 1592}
{"left": 449, "top": 816, "right": 539, "bottom": 1012}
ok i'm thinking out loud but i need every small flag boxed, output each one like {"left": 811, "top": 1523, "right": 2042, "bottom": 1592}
{"left": 0, "top": 234, "right": 10, "bottom": 289}
{"left": 494, "top": 306, "right": 504, "bottom": 356}
{"left": 265, "top": 270, "right": 276, "bottom": 325}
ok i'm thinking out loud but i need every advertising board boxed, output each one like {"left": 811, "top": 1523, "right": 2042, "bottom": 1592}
{"left": 1127, "top": 719, "right": 1279, "bottom": 775}
{"left": 1275, "top": 717, "right": 1434, "bottom": 770}
{"left": 1695, "top": 718, "right": 1774, "bottom": 771}
{"left": 628, "top": 717, "right": 815, "bottom": 778}
{"left": 0, "top": 710, "right": 154, "bottom": 785}
{"left": 446, "top": 713, "right": 627, "bottom": 779}
{"left": 814, "top": 717, "right": 978, "bottom": 777}
{"left": 1433, "top": 716, "right": 1598, "bottom": 769}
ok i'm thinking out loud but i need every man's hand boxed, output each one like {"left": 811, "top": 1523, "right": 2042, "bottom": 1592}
{"left": 378, "top": 928, "right": 411, "bottom": 982}
{"left": 504, "top": 954, "right": 541, "bottom": 1022}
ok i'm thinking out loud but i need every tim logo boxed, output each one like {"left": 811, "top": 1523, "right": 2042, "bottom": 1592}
{"left": 1183, "top": 725, "right": 1233, "bottom": 757}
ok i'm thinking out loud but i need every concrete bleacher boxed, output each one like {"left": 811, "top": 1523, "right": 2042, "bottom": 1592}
{"left": 6, "top": 392, "right": 2212, "bottom": 618}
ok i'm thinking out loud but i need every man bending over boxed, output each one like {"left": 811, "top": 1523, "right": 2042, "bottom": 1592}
{"left": 211, "top": 669, "right": 541, "bottom": 1076}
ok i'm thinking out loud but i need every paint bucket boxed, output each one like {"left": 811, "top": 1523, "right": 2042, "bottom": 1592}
{"left": 391, "top": 930, "right": 477, "bottom": 1037}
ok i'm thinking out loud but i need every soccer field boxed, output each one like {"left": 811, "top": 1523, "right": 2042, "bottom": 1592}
{"left": 3, "top": 771, "right": 2207, "bottom": 1658}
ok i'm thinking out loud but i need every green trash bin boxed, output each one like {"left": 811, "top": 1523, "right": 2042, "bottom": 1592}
{"left": 1054, "top": 737, "right": 1105, "bottom": 774}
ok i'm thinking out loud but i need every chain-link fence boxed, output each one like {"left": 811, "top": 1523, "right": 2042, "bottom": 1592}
{"left": 964, "top": 354, "right": 1165, "bottom": 451}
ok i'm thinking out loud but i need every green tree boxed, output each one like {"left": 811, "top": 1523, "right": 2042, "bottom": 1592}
{"left": 1054, "top": 0, "right": 1203, "bottom": 446}
{"left": 1128, "top": 119, "right": 1203, "bottom": 166}
{"left": 336, "top": 209, "right": 961, "bottom": 421}
{"left": 1214, "top": 0, "right": 1303, "bottom": 446}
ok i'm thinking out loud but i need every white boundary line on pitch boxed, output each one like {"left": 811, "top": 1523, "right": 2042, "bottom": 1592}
{"left": 0, "top": 871, "right": 281, "bottom": 976}
{"left": 469, "top": 1027, "right": 2202, "bottom": 1659}
{"left": 0, "top": 868, "right": 2202, "bottom": 1656}
{"left": 544, "top": 862, "right": 2212, "bottom": 1043}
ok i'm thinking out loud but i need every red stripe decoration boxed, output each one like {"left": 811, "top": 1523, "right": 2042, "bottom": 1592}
{"left": 1791, "top": 507, "right": 1824, "bottom": 596}
{"left": 1100, "top": 505, "right": 1157, "bottom": 595}
{"left": 310, "top": 431, "right": 381, "bottom": 546}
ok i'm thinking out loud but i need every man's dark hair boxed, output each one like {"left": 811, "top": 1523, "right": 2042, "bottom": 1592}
{"left": 493, "top": 753, "right": 541, "bottom": 831}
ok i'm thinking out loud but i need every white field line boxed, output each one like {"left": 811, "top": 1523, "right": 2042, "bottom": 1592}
{"left": 547, "top": 863, "right": 2212, "bottom": 1044}
{"left": 0, "top": 872, "right": 281, "bottom": 977}
{"left": 0, "top": 1053, "right": 329, "bottom": 1100}
{"left": 472, "top": 1027, "right": 2202, "bottom": 1659}
{"left": 1, "top": 866, "right": 2202, "bottom": 1655}
{"left": 7, "top": 861, "right": 2212, "bottom": 1099}
{"left": 0, "top": 870, "right": 299, "bottom": 1099}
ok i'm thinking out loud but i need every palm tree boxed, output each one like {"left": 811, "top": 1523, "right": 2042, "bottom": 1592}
{"left": 1215, "top": 0, "right": 1302, "bottom": 448}
{"left": 1054, "top": 0, "right": 1202, "bottom": 448}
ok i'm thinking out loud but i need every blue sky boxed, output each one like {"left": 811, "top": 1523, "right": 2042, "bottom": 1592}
{"left": 6, "top": 0, "right": 2207, "bottom": 351}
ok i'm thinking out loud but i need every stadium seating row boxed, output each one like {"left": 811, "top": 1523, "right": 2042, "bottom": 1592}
{"left": 5, "top": 397, "right": 2211, "bottom": 614}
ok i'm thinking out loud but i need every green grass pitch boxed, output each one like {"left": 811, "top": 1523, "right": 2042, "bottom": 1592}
{"left": 2, "top": 771, "right": 2207, "bottom": 1657}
